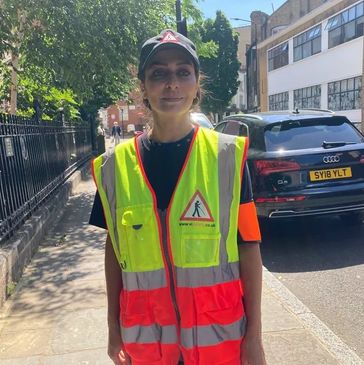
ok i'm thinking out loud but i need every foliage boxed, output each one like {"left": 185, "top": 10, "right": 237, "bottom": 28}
{"left": 15, "top": 65, "right": 79, "bottom": 120}
{"left": 0, "top": 0, "right": 215, "bottom": 120}
{"left": 6, "top": 281, "right": 17, "bottom": 297}
{"left": 199, "top": 11, "right": 240, "bottom": 119}
{"left": 182, "top": 0, "right": 218, "bottom": 58}
{"left": 0, "top": 62, "right": 11, "bottom": 101}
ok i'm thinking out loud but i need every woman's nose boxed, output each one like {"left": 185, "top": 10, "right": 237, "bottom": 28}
{"left": 166, "top": 73, "right": 179, "bottom": 89}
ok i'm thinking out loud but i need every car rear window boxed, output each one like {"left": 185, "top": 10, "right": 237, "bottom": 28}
{"left": 264, "top": 117, "right": 363, "bottom": 151}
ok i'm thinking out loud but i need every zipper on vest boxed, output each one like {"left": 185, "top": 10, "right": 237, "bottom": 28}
{"left": 159, "top": 209, "right": 181, "bottom": 325}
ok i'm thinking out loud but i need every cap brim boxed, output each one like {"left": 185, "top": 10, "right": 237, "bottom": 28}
{"left": 139, "top": 43, "right": 199, "bottom": 79}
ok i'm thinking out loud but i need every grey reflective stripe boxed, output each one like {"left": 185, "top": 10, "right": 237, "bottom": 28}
{"left": 176, "top": 261, "right": 240, "bottom": 287}
{"left": 218, "top": 133, "right": 237, "bottom": 266}
{"left": 121, "top": 324, "right": 178, "bottom": 344}
{"left": 100, "top": 152, "right": 121, "bottom": 259}
{"left": 181, "top": 316, "right": 246, "bottom": 349}
{"left": 122, "top": 268, "right": 167, "bottom": 290}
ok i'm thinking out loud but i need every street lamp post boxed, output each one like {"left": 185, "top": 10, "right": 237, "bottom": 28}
{"left": 230, "top": 17, "right": 252, "bottom": 24}
{"left": 176, "top": 0, "right": 187, "bottom": 36}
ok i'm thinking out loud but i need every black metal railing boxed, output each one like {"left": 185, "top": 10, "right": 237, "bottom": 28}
{"left": 0, "top": 113, "right": 92, "bottom": 243}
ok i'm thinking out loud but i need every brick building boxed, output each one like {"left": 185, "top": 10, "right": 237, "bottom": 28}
{"left": 106, "top": 93, "right": 148, "bottom": 135}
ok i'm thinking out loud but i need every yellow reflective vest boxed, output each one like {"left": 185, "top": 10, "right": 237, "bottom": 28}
{"left": 92, "top": 127, "right": 248, "bottom": 365}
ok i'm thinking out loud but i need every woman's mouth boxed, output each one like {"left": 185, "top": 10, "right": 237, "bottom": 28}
{"left": 161, "top": 97, "right": 183, "bottom": 102}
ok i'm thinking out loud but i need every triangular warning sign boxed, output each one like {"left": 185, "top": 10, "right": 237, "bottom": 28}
{"left": 162, "top": 32, "right": 178, "bottom": 43}
{"left": 180, "top": 190, "right": 214, "bottom": 222}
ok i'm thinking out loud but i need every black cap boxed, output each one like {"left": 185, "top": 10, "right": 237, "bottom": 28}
{"left": 138, "top": 29, "right": 200, "bottom": 80}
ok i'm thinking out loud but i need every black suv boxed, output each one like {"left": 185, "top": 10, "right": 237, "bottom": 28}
{"left": 214, "top": 110, "right": 364, "bottom": 221}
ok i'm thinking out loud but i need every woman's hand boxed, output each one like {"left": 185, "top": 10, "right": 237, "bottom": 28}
{"left": 108, "top": 327, "right": 131, "bottom": 365}
{"left": 240, "top": 335, "right": 266, "bottom": 365}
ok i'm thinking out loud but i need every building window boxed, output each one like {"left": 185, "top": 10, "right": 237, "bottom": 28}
{"left": 293, "top": 25, "right": 321, "bottom": 61}
{"left": 294, "top": 85, "right": 321, "bottom": 109}
{"left": 328, "top": 76, "right": 362, "bottom": 111}
{"left": 268, "top": 42, "right": 289, "bottom": 71}
{"left": 327, "top": 2, "right": 364, "bottom": 48}
{"left": 269, "top": 92, "right": 289, "bottom": 111}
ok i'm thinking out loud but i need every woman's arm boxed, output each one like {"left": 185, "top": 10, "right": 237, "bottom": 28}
{"left": 105, "top": 234, "right": 130, "bottom": 365}
{"left": 239, "top": 243, "right": 266, "bottom": 365}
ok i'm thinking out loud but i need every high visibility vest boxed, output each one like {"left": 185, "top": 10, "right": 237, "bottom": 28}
{"left": 92, "top": 127, "right": 248, "bottom": 365}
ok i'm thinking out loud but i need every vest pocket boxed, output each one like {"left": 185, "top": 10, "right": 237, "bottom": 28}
{"left": 118, "top": 205, "right": 162, "bottom": 272}
{"left": 181, "top": 234, "right": 220, "bottom": 267}
{"left": 194, "top": 281, "right": 241, "bottom": 314}
{"left": 121, "top": 291, "right": 162, "bottom": 362}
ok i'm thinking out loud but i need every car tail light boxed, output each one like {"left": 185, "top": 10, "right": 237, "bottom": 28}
{"left": 360, "top": 155, "right": 364, "bottom": 164}
{"left": 256, "top": 196, "right": 306, "bottom": 203}
{"left": 254, "top": 159, "right": 301, "bottom": 176}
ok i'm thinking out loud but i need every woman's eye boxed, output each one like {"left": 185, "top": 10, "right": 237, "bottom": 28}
{"left": 151, "top": 69, "right": 166, "bottom": 78}
{"left": 149, "top": 68, "right": 191, "bottom": 79}
{"left": 178, "top": 69, "right": 191, "bottom": 77}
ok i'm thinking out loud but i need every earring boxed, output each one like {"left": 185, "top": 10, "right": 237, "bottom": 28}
{"left": 143, "top": 99, "right": 151, "bottom": 110}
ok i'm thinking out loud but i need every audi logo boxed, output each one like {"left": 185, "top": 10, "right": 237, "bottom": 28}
{"left": 323, "top": 155, "right": 340, "bottom": 163}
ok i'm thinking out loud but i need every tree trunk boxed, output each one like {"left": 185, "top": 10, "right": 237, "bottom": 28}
{"left": 10, "top": 52, "right": 18, "bottom": 115}
{"left": 9, "top": 10, "right": 27, "bottom": 115}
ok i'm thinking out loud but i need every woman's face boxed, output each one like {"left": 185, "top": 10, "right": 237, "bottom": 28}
{"left": 142, "top": 48, "right": 198, "bottom": 117}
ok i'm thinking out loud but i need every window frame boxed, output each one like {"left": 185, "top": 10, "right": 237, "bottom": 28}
{"left": 328, "top": 76, "right": 362, "bottom": 111}
{"left": 294, "top": 85, "right": 321, "bottom": 109}
{"left": 269, "top": 92, "right": 289, "bottom": 111}
{"left": 293, "top": 25, "right": 322, "bottom": 62}
{"left": 268, "top": 42, "right": 289, "bottom": 71}
{"left": 327, "top": 1, "right": 364, "bottom": 48}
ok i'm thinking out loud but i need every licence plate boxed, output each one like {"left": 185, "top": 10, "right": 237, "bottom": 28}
{"left": 309, "top": 167, "right": 352, "bottom": 181}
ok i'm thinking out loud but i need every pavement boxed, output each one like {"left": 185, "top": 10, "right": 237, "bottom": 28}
{"left": 0, "top": 140, "right": 362, "bottom": 365}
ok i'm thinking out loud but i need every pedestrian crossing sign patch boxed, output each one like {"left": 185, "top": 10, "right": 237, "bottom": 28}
{"left": 180, "top": 190, "right": 214, "bottom": 222}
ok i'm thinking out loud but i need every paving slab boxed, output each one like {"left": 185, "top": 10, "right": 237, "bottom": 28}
{"left": 0, "top": 356, "right": 43, "bottom": 365}
{"left": 51, "top": 308, "right": 107, "bottom": 354}
{"left": 43, "top": 348, "right": 111, "bottom": 365}
{"left": 262, "top": 287, "right": 303, "bottom": 333}
{"left": 263, "top": 329, "right": 341, "bottom": 365}
{"left": 0, "top": 328, "right": 53, "bottom": 358}
{"left": 0, "top": 313, "right": 53, "bottom": 333}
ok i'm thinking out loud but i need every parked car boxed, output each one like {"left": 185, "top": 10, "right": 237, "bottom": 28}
{"left": 190, "top": 112, "right": 214, "bottom": 129}
{"left": 214, "top": 110, "right": 364, "bottom": 222}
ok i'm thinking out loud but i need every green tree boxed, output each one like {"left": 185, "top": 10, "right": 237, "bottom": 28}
{"left": 0, "top": 0, "right": 170, "bottom": 115}
{"left": 200, "top": 11, "right": 240, "bottom": 120}
{"left": 0, "top": 0, "right": 214, "bottom": 120}
{"left": 16, "top": 65, "right": 79, "bottom": 120}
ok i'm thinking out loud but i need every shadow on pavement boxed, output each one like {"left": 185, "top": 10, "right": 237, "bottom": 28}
{"left": 5, "top": 175, "right": 107, "bottom": 321}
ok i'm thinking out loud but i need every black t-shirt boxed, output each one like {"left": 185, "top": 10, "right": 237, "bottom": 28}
{"left": 89, "top": 129, "right": 254, "bottom": 233}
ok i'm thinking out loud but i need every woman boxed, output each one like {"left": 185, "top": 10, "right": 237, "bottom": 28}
{"left": 90, "top": 29, "right": 266, "bottom": 365}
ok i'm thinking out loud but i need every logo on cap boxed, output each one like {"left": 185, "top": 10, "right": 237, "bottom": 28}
{"left": 161, "top": 31, "right": 179, "bottom": 43}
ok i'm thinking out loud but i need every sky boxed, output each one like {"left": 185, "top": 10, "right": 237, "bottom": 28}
{"left": 197, "top": 0, "right": 288, "bottom": 27}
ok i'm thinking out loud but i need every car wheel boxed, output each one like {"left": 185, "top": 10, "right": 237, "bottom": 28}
{"left": 339, "top": 212, "right": 364, "bottom": 225}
